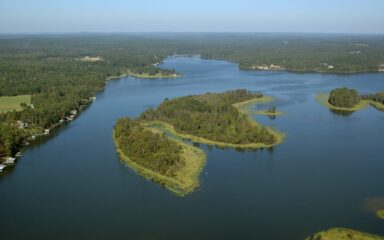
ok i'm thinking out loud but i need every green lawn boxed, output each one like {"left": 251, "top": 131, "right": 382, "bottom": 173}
{"left": 0, "top": 95, "right": 31, "bottom": 113}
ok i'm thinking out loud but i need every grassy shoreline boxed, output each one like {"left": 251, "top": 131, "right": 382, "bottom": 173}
{"left": 368, "top": 100, "right": 384, "bottom": 111}
{"left": 316, "top": 93, "right": 369, "bottom": 112}
{"left": 113, "top": 130, "right": 206, "bottom": 196}
{"left": 143, "top": 96, "right": 284, "bottom": 149}
{"left": 306, "top": 228, "right": 384, "bottom": 240}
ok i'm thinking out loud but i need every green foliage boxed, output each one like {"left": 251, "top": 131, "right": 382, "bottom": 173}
{"left": 1, "top": 34, "right": 383, "bottom": 156}
{"left": 0, "top": 124, "right": 28, "bottom": 157}
{"left": 114, "top": 118, "right": 184, "bottom": 177}
{"left": 362, "top": 92, "right": 384, "bottom": 104}
{"left": 328, "top": 87, "right": 361, "bottom": 108}
{"left": 139, "top": 89, "right": 277, "bottom": 145}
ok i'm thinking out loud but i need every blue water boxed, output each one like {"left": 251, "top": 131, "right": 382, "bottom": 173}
{"left": 1, "top": 56, "right": 383, "bottom": 240}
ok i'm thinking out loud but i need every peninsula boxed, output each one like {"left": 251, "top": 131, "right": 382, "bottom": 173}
{"left": 113, "top": 118, "right": 205, "bottom": 196}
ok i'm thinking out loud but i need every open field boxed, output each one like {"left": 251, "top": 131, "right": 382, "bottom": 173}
{"left": 0, "top": 95, "right": 31, "bottom": 113}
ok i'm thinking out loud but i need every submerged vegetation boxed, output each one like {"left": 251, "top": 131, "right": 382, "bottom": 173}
{"left": 306, "top": 228, "right": 384, "bottom": 240}
{"left": 113, "top": 118, "right": 205, "bottom": 196}
{"left": 363, "top": 197, "right": 384, "bottom": 220}
{"left": 139, "top": 89, "right": 283, "bottom": 148}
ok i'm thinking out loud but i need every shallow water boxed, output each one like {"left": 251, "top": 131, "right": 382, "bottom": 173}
{"left": 1, "top": 56, "right": 384, "bottom": 240}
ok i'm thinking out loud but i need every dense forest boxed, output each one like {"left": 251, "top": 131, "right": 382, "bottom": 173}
{"left": 139, "top": 89, "right": 277, "bottom": 145}
{"left": 114, "top": 118, "right": 183, "bottom": 177}
{"left": 328, "top": 87, "right": 361, "bottom": 108}
{"left": 1, "top": 33, "right": 384, "bottom": 157}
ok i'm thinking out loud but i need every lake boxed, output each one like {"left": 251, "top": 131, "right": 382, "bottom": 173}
{"left": 1, "top": 56, "right": 383, "bottom": 240}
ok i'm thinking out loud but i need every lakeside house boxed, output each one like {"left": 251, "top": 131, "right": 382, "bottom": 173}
{"left": 0, "top": 164, "right": 6, "bottom": 172}
{"left": 4, "top": 157, "right": 16, "bottom": 165}
{"left": 16, "top": 120, "right": 28, "bottom": 129}
{"left": 44, "top": 129, "right": 50, "bottom": 135}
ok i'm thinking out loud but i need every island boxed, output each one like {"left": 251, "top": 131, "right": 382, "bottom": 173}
{"left": 256, "top": 106, "right": 284, "bottom": 117}
{"left": 113, "top": 89, "right": 284, "bottom": 195}
{"left": 123, "top": 69, "right": 180, "bottom": 79}
{"left": 306, "top": 228, "right": 384, "bottom": 240}
{"left": 316, "top": 87, "right": 369, "bottom": 112}
{"left": 316, "top": 88, "right": 384, "bottom": 113}
{"left": 113, "top": 118, "right": 205, "bottom": 196}
{"left": 139, "top": 89, "right": 284, "bottom": 149}
{"left": 362, "top": 92, "right": 384, "bottom": 111}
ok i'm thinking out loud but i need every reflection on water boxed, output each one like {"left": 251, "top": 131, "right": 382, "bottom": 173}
{"left": 329, "top": 108, "right": 355, "bottom": 116}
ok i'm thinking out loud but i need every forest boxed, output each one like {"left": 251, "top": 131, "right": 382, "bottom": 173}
{"left": 1, "top": 33, "right": 384, "bottom": 157}
{"left": 114, "top": 118, "right": 183, "bottom": 177}
{"left": 139, "top": 89, "right": 277, "bottom": 145}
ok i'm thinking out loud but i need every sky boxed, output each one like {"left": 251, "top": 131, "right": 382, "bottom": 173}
{"left": 0, "top": 0, "right": 383, "bottom": 34}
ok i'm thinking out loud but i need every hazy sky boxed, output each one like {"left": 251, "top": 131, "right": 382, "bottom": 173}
{"left": 0, "top": 0, "right": 383, "bottom": 33}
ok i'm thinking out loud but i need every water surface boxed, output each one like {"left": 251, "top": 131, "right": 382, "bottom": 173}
{"left": 1, "top": 56, "right": 384, "bottom": 240}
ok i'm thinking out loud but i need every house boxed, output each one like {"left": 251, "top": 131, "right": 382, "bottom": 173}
{"left": 0, "top": 164, "right": 6, "bottom": 172}
{"left": 44, "top": 129, "right": 50, "bottom": 135}
{"left": 4, "top": 157, "right": 16, "bottom": 165}
{"left": 16, "top": 120, "right": 28, "bottom": 129}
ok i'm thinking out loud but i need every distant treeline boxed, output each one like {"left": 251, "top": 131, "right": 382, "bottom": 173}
{"left": 1, "top": 33, "right": 384, "bottom": 156}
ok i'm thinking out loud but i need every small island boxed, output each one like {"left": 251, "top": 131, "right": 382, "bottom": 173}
{"left": 256, "top": 106, "right": 284, "bottom": 117}
{"left": 113, "top": 118, "right": 205, "bottom": 196}
{"left": 306, "top": 228, "right": 384, "bottom": 240}
{"left": 316, "top": 87, "right": 368, "bottom": 112}
{"left": 139, "top": 89, "right": 284, "bottom": 149}
{"left": 317, "top": 88, "right": 384, "bottom": 113}
{"left": 125, "top": 69, "right": 180, "bottom": 79}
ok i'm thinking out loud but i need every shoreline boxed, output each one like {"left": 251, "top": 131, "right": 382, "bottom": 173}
{"left": 143, "top": 96, "right": 284, "bottom": 149}
{"left": 113, "top": 130, "right": 206, "bottom": 196}
{"left": 316, "top": 93, "right": 369, "bottom": 112}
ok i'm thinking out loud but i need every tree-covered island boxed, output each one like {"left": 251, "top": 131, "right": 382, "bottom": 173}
{"left": 113, "top": 118, "right": 205, "bottom": 196}
{"left": 113, "top": 89, "right": 283, "bottom": 195}
{"left": 316, "top": 87, "right": 369, "bottom": 112}
{"left": 139, "top": 89, "right": 284, "bottom": 148}
{"left": 316, "top": 88, "right": 384, "bottom": 112}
